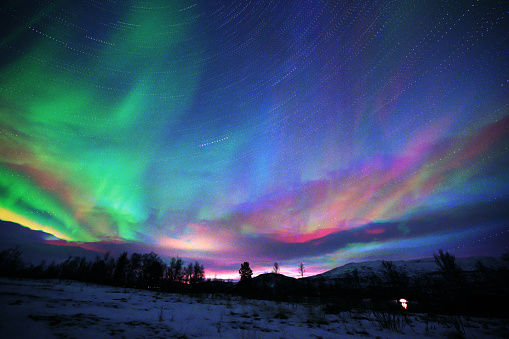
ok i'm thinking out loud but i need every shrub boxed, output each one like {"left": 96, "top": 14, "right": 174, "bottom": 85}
{"left": 274, "top": 304, "right": 292, "bottom": 319}
{"left": 370, "top": 310, "right": 406, "bottom": 331}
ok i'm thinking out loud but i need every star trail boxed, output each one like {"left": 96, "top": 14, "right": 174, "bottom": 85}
{"left": 0, "top": 0, "right": 508, "bottom": 278}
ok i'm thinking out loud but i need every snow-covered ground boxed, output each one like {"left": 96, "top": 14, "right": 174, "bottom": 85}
{"left": 0, "top": 278, "right": 507, "bottom": 338}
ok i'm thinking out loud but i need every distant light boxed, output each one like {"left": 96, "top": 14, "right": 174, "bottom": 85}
{"left": 399, "top": 298, "right": 408, "bottom": 309}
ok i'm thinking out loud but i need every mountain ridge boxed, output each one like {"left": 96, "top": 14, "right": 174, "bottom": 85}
{"left": 306, "top": 255, "right": 509, "bottom": 281}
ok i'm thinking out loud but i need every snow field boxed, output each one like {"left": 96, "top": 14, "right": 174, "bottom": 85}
{"left": 0, "top": 278, "right": 508, "bottom": 338}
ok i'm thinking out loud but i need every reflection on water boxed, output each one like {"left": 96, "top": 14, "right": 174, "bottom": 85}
{"left": 399, "top": 298, "right": 408, "bottom": 309}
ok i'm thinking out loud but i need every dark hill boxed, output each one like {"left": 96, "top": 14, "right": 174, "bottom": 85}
{"left": 234, "top": 273, "right": 311, "bottom": 300}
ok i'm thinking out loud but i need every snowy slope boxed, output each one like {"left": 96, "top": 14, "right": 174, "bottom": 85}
{"left": 309, "top": 256, "right": 509, "bottom": 281}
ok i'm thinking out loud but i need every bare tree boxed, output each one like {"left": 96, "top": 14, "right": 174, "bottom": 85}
{"left": 167, "top": 257, "right": 184, "bottom": 282}
{"left": 273, "top": 262, "right": 280, "bottom": 274}
{"left": 112, "top": 252, "right": 129, "bottom": 286}
{"left": 190, "top": 261, "right": 205, "bottom": 284}
{"left": 434, "top": 249, "right": 463, "bottom": 287}
{"left": 299, "top": 262, "right": 305, "bottom": 278}
{"left": 381, "top": 260, "right": 405, "bottom": 287}
{"left": 0, "top": 246, "right": 23, "bottom": 275}
{"left": 183, "top": 263, "right": 193, "bottom": 283}
{"left": 141, "top": 252, "right": 165, "bottom": 288}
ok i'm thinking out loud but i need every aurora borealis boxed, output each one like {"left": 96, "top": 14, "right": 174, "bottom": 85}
{"left": 1, "top": 1, "right": 508, "bottom": 278}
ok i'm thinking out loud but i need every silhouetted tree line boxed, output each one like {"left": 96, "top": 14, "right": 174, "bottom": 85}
{"left": 2, "top": 247, "right": 508, "bottom": 317}
{"left": 0, "top": 246, "right": 208, "bottom": 292}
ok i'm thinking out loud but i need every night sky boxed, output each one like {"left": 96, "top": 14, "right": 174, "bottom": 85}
{"left": 1, "top": 0, "right": 508, "bottom": 278}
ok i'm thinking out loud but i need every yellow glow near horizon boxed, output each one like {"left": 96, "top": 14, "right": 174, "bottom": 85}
{"left": 0, "top": 207, "right": 72, "bottom": 241}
